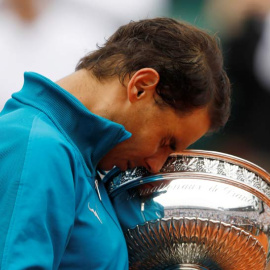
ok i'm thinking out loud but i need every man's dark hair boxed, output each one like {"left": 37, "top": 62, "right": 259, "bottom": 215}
{"left": 76, "top": 17, "right": 231, "bottom": 132}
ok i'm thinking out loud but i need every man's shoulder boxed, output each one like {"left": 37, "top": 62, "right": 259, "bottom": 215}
{"left": 28, "top": 112, "right": 76, "bottom": 158}
{"left": 1, "top": 104, "right": 75, "bottom": 161}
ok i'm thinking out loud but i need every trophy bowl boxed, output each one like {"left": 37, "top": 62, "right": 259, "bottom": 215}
{"left": 105, "top": 150, "right": 270, "bottom": 270}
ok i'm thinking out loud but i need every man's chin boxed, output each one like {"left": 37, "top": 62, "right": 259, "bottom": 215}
{"left": 116, "top": 163, "right": 128, "bottom": 172}
{"left": 97, "top": 162, "right": 114, "bottom": 172}
{"left": 114, "top": 161, "right": 129, "bottom": 172}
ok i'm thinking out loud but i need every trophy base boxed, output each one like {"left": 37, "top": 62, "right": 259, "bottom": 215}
{"left": 126, "top": 218, "right": 266, "bottom": 270}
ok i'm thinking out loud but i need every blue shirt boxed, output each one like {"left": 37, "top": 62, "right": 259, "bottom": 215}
{"left": 0, "top": 72, "right": 131, "bottom": 269}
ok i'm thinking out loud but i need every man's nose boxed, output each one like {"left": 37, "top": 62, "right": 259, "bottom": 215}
{"left": 145, "top": 151, "right": 170, "bottom": 174}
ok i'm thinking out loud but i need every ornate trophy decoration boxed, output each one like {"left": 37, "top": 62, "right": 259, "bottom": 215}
{"left": 106, "top": 150, "right": 270, "bottom": 270}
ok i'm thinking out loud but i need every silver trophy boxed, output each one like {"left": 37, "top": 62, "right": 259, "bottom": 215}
{"left": 106, "top": 150, "right": 270, "bottom": 270}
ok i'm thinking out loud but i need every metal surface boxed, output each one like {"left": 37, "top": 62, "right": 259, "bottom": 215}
{"left": 106, "top": 150, "right": 270, "bottom": 270}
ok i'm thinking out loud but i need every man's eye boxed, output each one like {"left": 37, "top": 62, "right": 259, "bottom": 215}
{"left": 169, "top": 138, "right": 177, "bottom": 151}
{"left": 170, "top": 144, "right": 176, "bottom": 151}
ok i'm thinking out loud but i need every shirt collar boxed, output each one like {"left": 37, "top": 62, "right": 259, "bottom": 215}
{"left": 13, "top": 72, "right": 132, "bottom": 172}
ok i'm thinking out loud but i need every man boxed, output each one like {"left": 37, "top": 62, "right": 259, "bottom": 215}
{"left": 0, "top": 18, "right": 230, "bottom": 269}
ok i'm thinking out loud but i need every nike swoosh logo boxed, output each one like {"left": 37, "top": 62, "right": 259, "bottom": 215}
{"left": 88, "top": 203, "right": 102, "bottom": 224}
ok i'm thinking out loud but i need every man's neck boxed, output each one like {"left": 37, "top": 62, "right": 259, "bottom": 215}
{"left": 55, "top": 69, "right": 128, "bottom": 123}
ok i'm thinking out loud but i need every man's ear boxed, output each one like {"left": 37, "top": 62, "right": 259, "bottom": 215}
{"left": 127, "top": 68, "right": 160, "bottom": 103}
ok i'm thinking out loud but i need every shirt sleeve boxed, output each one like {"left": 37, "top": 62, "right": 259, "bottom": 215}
{"left": 1, "top": 118, "right": 76, "bottom": 270}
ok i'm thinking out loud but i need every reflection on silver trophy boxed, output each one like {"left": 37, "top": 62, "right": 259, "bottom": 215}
{"left": 106, "top": 150, "right": 270, "bottom": 270}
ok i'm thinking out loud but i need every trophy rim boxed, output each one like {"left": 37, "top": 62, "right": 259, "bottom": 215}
{"left": 107, "top": 149, "right": 270, "bottom": 205}
{"left": 173, "top": 149, "right": 270, "bottom": 183}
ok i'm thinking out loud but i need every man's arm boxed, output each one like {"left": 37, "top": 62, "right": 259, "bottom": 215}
{"left": 0, "top": 119, "right": 76, "bottom": 269}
